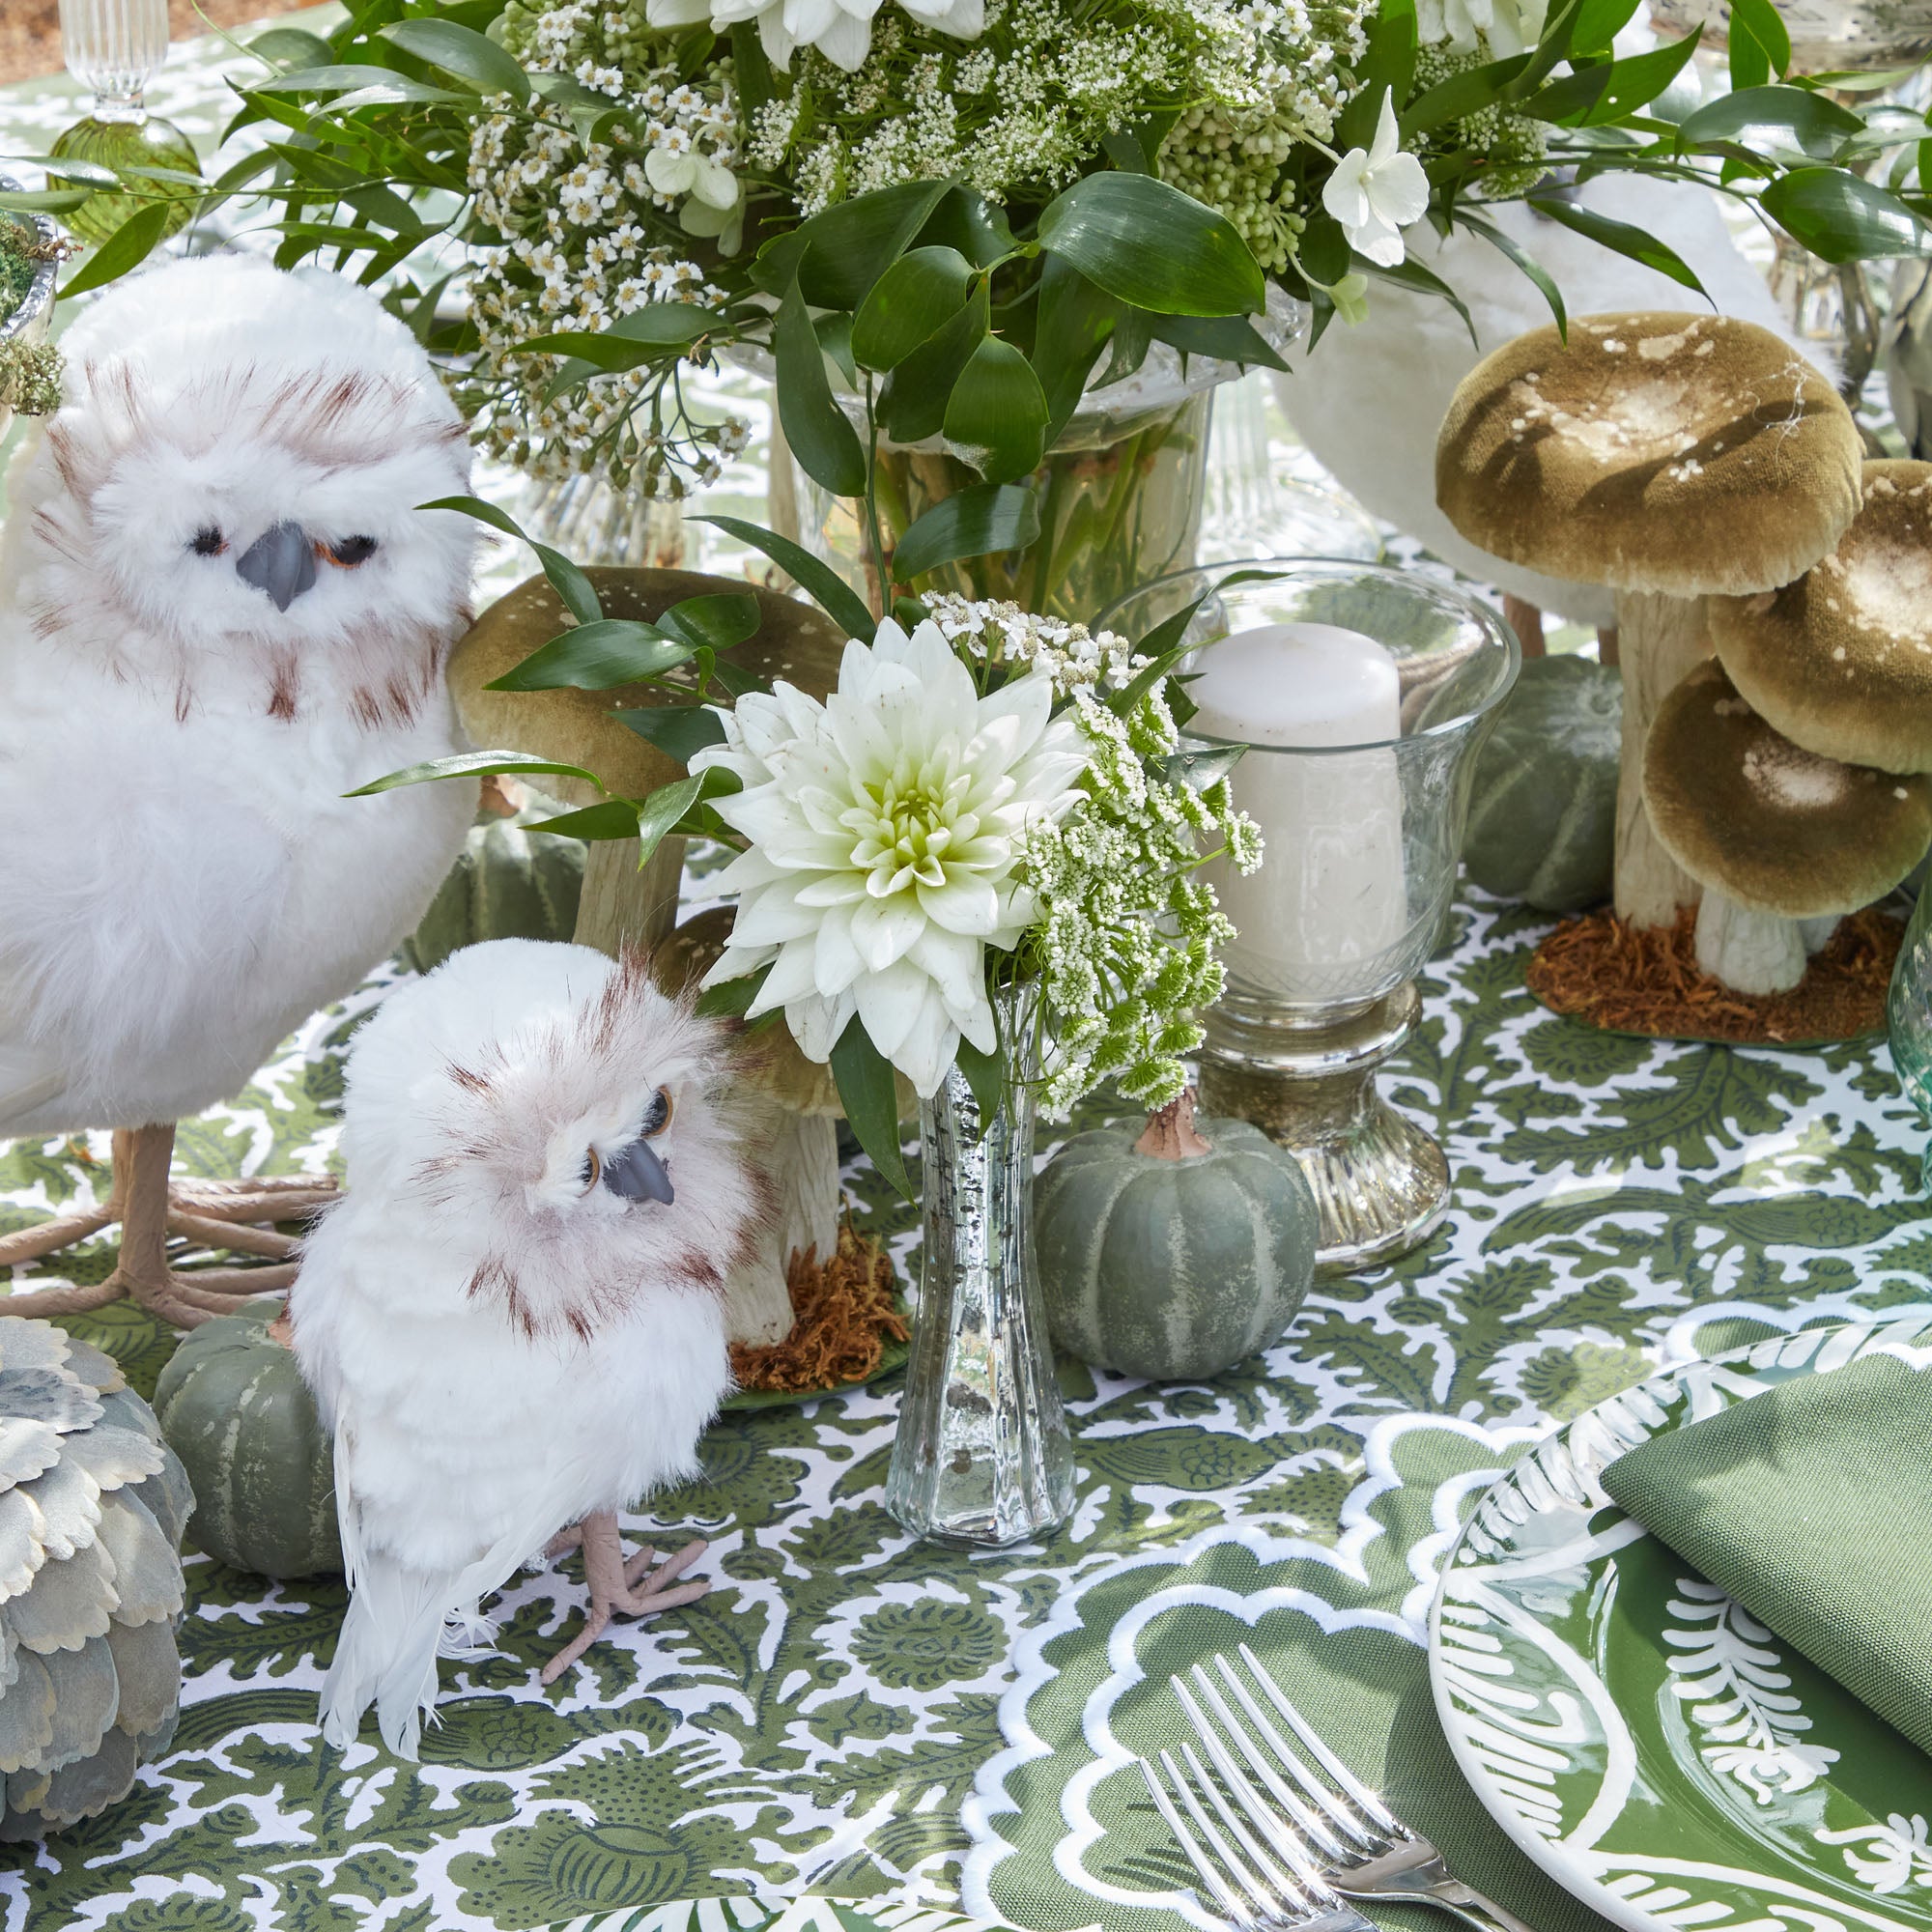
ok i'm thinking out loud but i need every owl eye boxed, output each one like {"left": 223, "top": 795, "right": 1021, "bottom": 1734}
{"left": 578, "top": 1146, "right": 602, "bottom": 1195}
{"left": 327, "top": 535, "right": 380, "bottom": 567}
{"left": 641, "top": 1086, "right": 673, "bottom": 1138}
{"left": 189, "top": 526, "right": 224, "bottom": 556}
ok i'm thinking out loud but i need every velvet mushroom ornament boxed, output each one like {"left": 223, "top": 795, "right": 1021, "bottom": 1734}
{"left": 1642, "top": 660, "right": 1932, "bottom": 993}
{"left": 1436, "top": 312, "right": 1861, "bottom": 929}
{"left": 448, "top": 568, "right": 844, "bottom": 957}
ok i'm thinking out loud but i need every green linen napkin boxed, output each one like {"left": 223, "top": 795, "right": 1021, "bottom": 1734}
{"left": 1601, "top": 1349, "right": 1932, "bottom": 1757}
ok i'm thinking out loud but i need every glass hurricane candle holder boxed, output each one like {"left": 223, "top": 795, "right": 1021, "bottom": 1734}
{"left": 53, "top": 0, "right": 202, "bottom": 247}
{"left": 1100, "top": 560, "right": 1518, "bottom": 1273}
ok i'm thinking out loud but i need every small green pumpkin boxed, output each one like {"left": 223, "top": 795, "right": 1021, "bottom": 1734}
{"left": 1463, "top": 655, "right": 1622, "bottom": 913}
{"left": 402, "top": 810, "right": 585, "bottom": 976}
{"left": 1035, "top": 1094, "right": 1319, "bottom": 1380}
{"left": 153, "top": 1299, "right": 340, "bottom": 1579}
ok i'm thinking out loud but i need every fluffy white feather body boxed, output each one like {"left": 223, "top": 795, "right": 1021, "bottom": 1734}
{"left": 1275, "top": 175, "right": 1818, "bottom": 625}
{"left": 0, "top": 256, "right": 478, "bottom": 1138}
{"left": 294, "top": 940, "right": 761, "bottom": 1757}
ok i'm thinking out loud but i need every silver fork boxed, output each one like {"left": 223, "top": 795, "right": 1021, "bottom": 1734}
{"left": 1170, "top": 1644, "right": 1536, "bottom": 1932}
{"left": 1140, "top": 1742, "right": 1380, "bottom": 1932}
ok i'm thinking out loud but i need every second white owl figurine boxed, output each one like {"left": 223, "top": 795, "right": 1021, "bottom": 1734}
{"left": 0, "top": 254, "right": 479, "bottom": 1324}
{"left": 293, "top": 939, "right": 769, "bottom": 1757}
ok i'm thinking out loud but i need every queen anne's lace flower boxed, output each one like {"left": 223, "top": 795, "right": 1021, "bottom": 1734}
{"left": 692, "top": 619, "right": 1089, "bottom": 1094}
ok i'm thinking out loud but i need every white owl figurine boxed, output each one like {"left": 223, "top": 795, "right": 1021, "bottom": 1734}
{"left": 0, "top": 255, "right": 479, "bottom": 1325}
{"left": 292, "top": 939, "right": 769, "bottom": 1757}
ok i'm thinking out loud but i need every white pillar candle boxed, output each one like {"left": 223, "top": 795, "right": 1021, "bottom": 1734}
{"left": 1190, "top": 622, "right": 1407, "bottom": 1005}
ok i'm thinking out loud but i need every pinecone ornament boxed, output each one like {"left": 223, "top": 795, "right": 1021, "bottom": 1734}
{"left": 0, "top": 1316, "right": 191, "bottom": 1836}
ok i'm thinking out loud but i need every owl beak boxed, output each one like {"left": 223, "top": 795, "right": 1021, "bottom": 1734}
{"left": 602, "top": 1137, "right": 674, "bottom": 1206}
{"left": 236, "top": 522, "right": 319, "bottom": 611}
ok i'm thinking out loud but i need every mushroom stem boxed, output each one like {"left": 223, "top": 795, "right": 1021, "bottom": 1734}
{"left": 1614, "top": 589, "right": 1710, "bottom": 928}
{"left": 1800, "top": 915, "right": 1841, "bottom": 955}
{"left": 723, "top": 1107, "right": 840, "bottom": 1346}
{"left": 1694, "top": 892, "right": 1805, "bottom": 995}
{"left": 573, "top": 831, "right": 685, "bottom": 956}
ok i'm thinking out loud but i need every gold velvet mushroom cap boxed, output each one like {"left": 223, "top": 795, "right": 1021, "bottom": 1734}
{"left": 1435, "top": 312, "right": 1862, "bottom": 596}
{"left": 1709, "top": 460, "right": 1932, "bottom": 776}
{"left": 1644, "top": 660, "right": 1932, "bottom": 918}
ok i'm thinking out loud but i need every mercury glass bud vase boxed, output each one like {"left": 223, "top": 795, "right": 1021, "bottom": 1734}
{"left": 53, "top": 0, "right": 203, "bottom": 247}
{"left": 1888, "top": 882, "right": 1932, "bottom": 1188}
{"left": 885, "top": 985, "right": 1075, "bottom": 1548}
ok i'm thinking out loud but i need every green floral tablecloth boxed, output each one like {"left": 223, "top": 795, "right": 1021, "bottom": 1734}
{"left": 4, "top": 889, "right": 1929, "bottom": 1932}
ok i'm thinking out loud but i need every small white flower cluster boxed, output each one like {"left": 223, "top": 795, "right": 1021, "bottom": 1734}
{"left": 923, "top": 595, "right": 1144, "bottom": 696}
{"left": 462, "top": 4, "right": 753, "bottom": 490}
{"left": 1015, "top": 676, "right": 1262, "bottom": 1119}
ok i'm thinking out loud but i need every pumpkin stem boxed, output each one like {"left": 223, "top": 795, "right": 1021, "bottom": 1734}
{"left": 1133, "top": 1087, "right": 1212, "bottom": 1160}
{"left": 267, "top": 1303, "right": 295, "bottom": 1349}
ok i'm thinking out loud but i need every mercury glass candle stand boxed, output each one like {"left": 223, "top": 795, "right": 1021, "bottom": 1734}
{"left": 53, "top": 0, "right": 203, "bottom": 247}
{"left": 1100, "top": 561, "right": 1518, "bottom": 1273}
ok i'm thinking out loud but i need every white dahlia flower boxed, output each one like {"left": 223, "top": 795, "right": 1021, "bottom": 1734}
{"left": 693, "top": 616, "right": 1089, "bottom": 1095}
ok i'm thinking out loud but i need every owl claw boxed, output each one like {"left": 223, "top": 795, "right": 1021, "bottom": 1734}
{"left": 538, "top": 1513, "right": 711, "bottom": 1686}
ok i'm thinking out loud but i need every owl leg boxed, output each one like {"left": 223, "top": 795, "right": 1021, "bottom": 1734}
{"left": 537, "top": 1513, "right": 711, "bottom": 1685}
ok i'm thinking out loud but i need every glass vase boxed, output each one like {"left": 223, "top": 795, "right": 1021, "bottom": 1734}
{"left": 884, "top": 984, "right": 1075, "bottom": 1548}
{"left": 1888, "top": 884, "right": 1932, "bottom": 1189}
{"left": 53, "top": 0, "right": 202, "bottom": 247}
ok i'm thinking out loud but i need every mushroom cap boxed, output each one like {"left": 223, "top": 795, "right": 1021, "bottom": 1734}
{"left": 1708, "top": 459, "right": 1932, "bottom": 775}
{"left": 650, "top": 907, "right": 843, "bottom": 1116}
{"left": 1435, "top": 312, "right": 1861, "bottom": 597}
{"left": 448, "top": 567, "right": 848, "bottom": 797}
{"left": 1643, "top": 659, "right": 1932, "bottom": 916}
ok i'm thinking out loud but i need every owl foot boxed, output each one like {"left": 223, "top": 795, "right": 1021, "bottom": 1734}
{"left": 0, "top": 1123, "right": 300, "bottom": 1327}
{"left": 538, "top": 1511, "right": 710, "bottom": 1685}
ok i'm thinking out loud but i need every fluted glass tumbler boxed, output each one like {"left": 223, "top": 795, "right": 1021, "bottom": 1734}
{"left": 1099, "top": 560, "right": 1519, "bottom": 1273}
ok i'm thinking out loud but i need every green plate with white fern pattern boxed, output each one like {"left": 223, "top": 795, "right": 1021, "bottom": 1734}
{"left": 1432, "top": 1316, "right": 1932, "bottom": 1932}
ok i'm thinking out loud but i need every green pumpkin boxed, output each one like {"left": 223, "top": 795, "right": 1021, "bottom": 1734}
{"left": 1035, "top": 1100, "right": 1319, "bottom": 1380}
{"left": 153, "top": 1299, "right": 340, "bottom": 1580}
{"left": 403, "top": 811, "right": 585, "bottom": 976}
{"left": 1463, "top": 655, "right": 1622, "bottom": 913}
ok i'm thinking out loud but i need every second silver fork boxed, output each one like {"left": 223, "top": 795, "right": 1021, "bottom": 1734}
{"left": 1172, "top": 1644, "right": 1536, "bottom": 1932}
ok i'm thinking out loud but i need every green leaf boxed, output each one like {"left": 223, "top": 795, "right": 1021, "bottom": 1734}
{"left": 1458, "top": 211, "right": 1567, "bottom": 336}
{"left": 1297, "top": 209, "right": 1352, "bottom": 286}
{"left": 1570, "top": 0, "right": 1643, "bottom": 53}
{"left": 244, "top": 63, "right": 470, "bottom": 102}
{"left": 880, "top": 283, "right": 990, "bottom": 442}
{"left": 1760, "top": 167, "right": 1932, "bottom": 262}
{"left": 1728, "top": 0, "right": 1790, "bottom": 85}
{"left": 1677, "top": 84, "right": 1864, "bottom": 160}
{"left": 1032, "top": 258, "right": 1120, "bottom": 444}
{"left": 692, "top": 515, "right": 876, "bottom": 641}
{"left": 776, "top": 280, "right": 867, "bottom": 497}
{"left": 514, "top": 305, "right": 722, "bottom": 367}
{"left": 658, "top": 592, "right": 760, "bottom": 653}
{"left": 59, "top": 199, "right": 175, "bottom": 298}
{"left": 851, "top": 245, "right": 975, "bottom": 371}
{"left": 891, "top": 483, "right": 1041, "bottom": 584}
{"left": 636, "top": 773, "right": 706, "bottom": 867}
{"left": 1525, "top": 193, "right": 1709, "bottom": 298}
{"left": 1406, "top": 53, "right": 1532, "bottom": 132}
{"left": 817, "top": 310, "right": 860, "bottom": 388}
{"left": 952, "top": 1034, "right": 1007, "bottom": 1131}
{"left": 485, "top": 619, "right": 695, "bottom": 692}
{"left": 247, "top": 25, "right": 335, "bottom": 65}
{"left": 0, "top": 187, "right": 89, "bottom": 213}
{"left": 528, "top": 800, "right": 643, "bottom": 840}
{"left": 346, "top": 750, "right": 607, "bottom": 798}
{"left": 418, "top": 495, "right": 602, "bottom": 627}
{"left": 830, "top": 1016, "right": 913, "bottom": 1202}
{"left": 615, "top": 705, "right": 729, "bottom": 764}
{"left": 1150, "top": 312, "right": 1291, "bottom": 371}
{"left": 1526, "top": 32, "right": 1701, "bottom": 126}
{"left": 1038, "top": 172, "right": 1264, "bottom": 318}
{"left": 761, "top": 179, "right": 951, "bottom": 310}
{"left": 914, "top": 185, "right": 1018, "bottom": 270}
{"left": 381, "top": 18, "right": 530, "bottom": 101}
{"left": 941, "top": 337, "right": 1049, "bottom": 482}
{"left": 696, "top": 964, "right": 768, "bottom": 1019}
{"left": 35, "top": 156, "right": 120, "bottom": 187}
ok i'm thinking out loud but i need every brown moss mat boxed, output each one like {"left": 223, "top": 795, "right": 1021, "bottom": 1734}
{"left": 1525, "top": 904, "right": 1902, "bottom": 1044}
{"left": 729, "top": 1223, "right": 907, "bottom": 1396}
